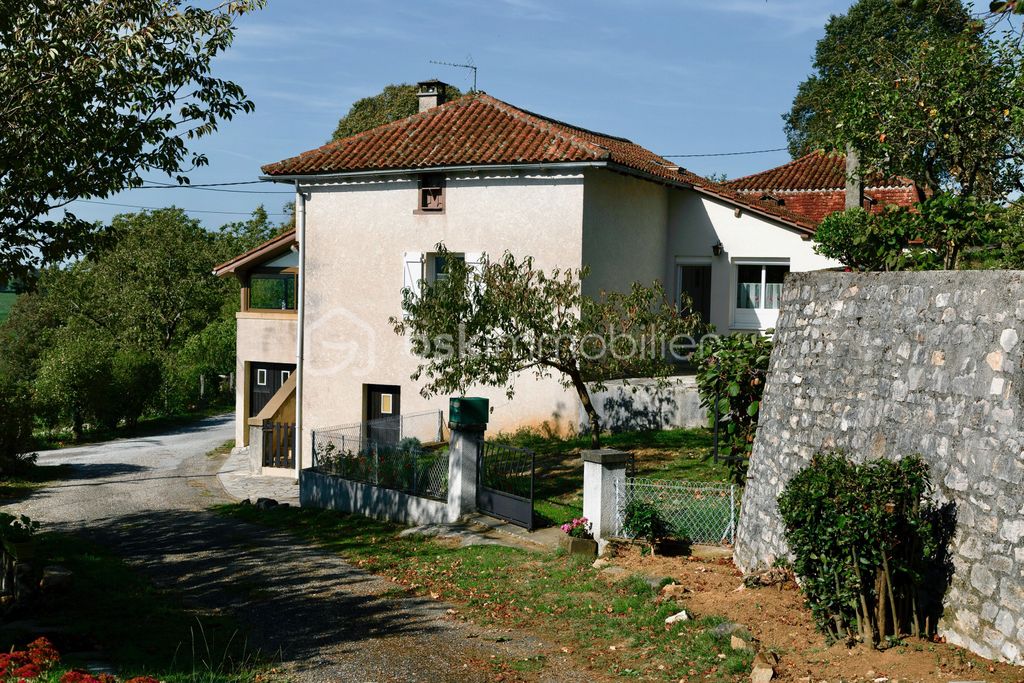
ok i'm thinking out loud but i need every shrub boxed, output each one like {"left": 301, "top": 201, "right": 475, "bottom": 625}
{"left": 778, "top": 453, "right": 949, "bottom": 646}
{"left": 110, "top": 348, "right": 161, "bottom": 428}
{"left": 0, "top": 379, "right": 35, "bottom": 476}
{"left": 692, "top": 333, "right": 772, "bottom": 482}
{"left": 622, "top": 500, "right": 668, "bottom": 555}
{"left": 34, "top": 329, "right": 116, "bottom": 438}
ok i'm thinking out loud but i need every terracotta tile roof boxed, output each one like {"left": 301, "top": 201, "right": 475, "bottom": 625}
{"left": 262, "top": 92, "right": 818, "bottom": 233}
{"left": 724, "top": 150, "right": 917, "bottom": 193}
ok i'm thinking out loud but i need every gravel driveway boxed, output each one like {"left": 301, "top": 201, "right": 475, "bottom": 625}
{"left": 3, "top": 417, "right": 600, "bottom": 682}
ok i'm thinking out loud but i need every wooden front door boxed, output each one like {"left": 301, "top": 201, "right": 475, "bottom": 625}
{"left": 249, "top": 362, "right": 295, "bottom": 417}
{"left": 677, "top": 264, "right": 713, "bottom": 324}
{"left": 364, "top": 384, "right": 401, "bottom": 444}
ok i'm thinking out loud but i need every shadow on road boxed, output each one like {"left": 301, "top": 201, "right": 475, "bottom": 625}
{"left": 79, "top": 508, "right": 450, "bottom": 662}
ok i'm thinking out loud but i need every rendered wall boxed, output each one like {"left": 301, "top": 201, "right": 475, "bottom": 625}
{"left": 234, "top": 313, "right": 297, "bottom": 446}
{"left": 666, "top": 192, "right": 838, "bottom": 333}
{"left": 299, "top": 170, "right": 586, "bottom": 465}
{"left": 735, "top": 271, "right": 1024, "bottom": 664}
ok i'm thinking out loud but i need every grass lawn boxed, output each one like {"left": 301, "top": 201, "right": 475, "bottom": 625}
{"left": 32, "top": 402, "right": 234, "bottom": 451}
{"left": 489, "top": 428, "right": 733, "bottom": 527}
{"left": 216, "top": 503, "right": 752, "bottom": 681}
{"left": 0, "top": 533, "right": 262, "bottom": 682}
{"left": 0, "top": 291, "right": 16, "bottom": 324}
{"left": 0, "top": 464, "right": 72, "bottom": 502}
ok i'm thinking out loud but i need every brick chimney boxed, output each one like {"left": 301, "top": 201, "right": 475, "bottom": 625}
{"left": 845, "top": 143, "right": 864, "bottom": 210}
{"left": 417, "top": 79, "right": 449, "bottom": 112}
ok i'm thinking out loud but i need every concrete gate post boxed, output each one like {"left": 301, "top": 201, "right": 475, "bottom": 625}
{"left": 446, "top": 425, "right": 483, "bottom": 523}
{"left": 582, "top": 449, "right": 630, "bottom": 554}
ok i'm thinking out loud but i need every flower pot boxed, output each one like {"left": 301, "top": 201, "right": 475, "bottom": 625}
{"left": 2, "top": 540, "right": 34, "bottom": 561}
{"left": 560, "top": 535, "right": 597, "bottom": 558}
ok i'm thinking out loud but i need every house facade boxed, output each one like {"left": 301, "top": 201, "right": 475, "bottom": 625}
{"left": 217, "top": 82, "right": 860, "bottom": 475}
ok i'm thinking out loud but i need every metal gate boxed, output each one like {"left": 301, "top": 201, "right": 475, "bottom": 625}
{"left": 477, "top": 441, "right": 536, "bottom": 530}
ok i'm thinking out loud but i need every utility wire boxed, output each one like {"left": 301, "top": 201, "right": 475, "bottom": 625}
{"left": 661, "top": 146, "right": 788, "bottom": 158}
{"left": 137, "top": 179, "right": 293, "bottom": 194}
{"left": 72, "top": 198, "right": 289, "bottom": 217}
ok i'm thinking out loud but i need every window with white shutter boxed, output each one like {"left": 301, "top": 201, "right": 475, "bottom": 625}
{"left": 402, "top": 252, "right": 424, "bottom": 318}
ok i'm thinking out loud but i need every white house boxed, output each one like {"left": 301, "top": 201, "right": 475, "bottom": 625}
{"left": 215, "top": 81, "right": 840, "bottom": 476}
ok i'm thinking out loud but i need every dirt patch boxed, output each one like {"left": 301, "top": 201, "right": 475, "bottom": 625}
{"left": 608, "top": 544, "right": 1024, "bottom": 683}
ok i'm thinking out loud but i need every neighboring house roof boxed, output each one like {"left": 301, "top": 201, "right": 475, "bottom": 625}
{"left": 261, "top": 92, "right": 818, "bottom": 235}
{"left": 724, "top": 150, "right": 920, "bottom": 223}
{"left": 213, "top": 229, "right": 297, "bottom": 277}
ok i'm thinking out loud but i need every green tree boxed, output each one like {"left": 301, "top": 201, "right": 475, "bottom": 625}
{"left": 784, "top": 0, "right": 971, "bottom": 160}
{"left": 1002, "top": 202, "right": 1024, "bottom": 268}
{"left": 0, "top": 381, "right": 35, "bottom": 475}
{"left": 391, "top": 245, "right": 705, "bottom": 448}
{"left": 34, "top": 328, "right": 117, "bottom": 439}
{"left": 52, "top": 208, "right": 223, "bottom": 352}
{"left": 0, "top": 0, "right": 265, "bottom": 285}
{"left": 787, "top": 0, "right": 1024, "bottom": 201}
{"left": 692, "top": 333, "right": 773, "bottom": 483}
{"left": 331, "top": 83, "right": 463, "bottom": 141}
{"left": 815, "top": 198, "right": 1004, "bottom": 271}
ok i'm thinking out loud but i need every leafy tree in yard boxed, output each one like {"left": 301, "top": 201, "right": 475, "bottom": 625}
{"left": 0, "top": 0, "right": 265, "bottom": 285}
{"left": 34, "top": 328, "right": 118, "bottom": 439}
{"left": 786, "top": 0, "right": 1024, "bottom": 203}
{"left": 0, "top": 382, "right": 35, "bottom": 476}
{"left": 1002, "top": 202, "right": 1024, "bottom": 268}
{"left": 391, "top": 245, "right": 706, "bottom": 448}
{"left": 331, "top": 83, "right": 463, "bottom": 140}
{"left": 815, "top": 198, "right": 1005, "bottom": 271}
{"left": 692, "top": 333, "right": 773, "bottom": 483}
{"left": 50, "top": 208, "right": 223, "bottom": 352}
{"left": 784, "top": 0, "right": 971, "bottom": 162}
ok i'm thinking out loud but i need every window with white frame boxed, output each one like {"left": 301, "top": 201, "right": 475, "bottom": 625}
{"left": 734, "top": 262, "right": 789, "bottom": 329}
{"left": 428, "top": 253, "right": 464, "bottom": 283}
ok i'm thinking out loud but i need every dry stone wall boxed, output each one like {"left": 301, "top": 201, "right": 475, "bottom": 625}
{"left": 734, "top": 271, "right": 1024, "bottom": 664}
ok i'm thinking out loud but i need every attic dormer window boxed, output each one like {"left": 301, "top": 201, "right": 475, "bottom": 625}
{"left": 417, "top": 174, "right": 445, "bottom": 213}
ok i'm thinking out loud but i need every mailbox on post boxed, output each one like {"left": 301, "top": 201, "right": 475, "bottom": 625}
{"left": 448, "top": 397, "right": 489, "bottom": 431}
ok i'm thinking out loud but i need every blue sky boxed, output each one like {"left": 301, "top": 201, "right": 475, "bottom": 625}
{"left": 69, "top": 0, "right": 859, "bottom": 229}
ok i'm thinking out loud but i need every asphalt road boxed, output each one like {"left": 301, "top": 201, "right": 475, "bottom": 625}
{"left": 8, "top": 414, "right": 235, "bottom": 526}
{"left": 3, "top": 416, "right": 598, "bottom": 682}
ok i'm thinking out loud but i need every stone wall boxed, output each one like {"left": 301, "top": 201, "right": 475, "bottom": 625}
{"left": 734, "top": 271, "right": 1024, "bottom": 664}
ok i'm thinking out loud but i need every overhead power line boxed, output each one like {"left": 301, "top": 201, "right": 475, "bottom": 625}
{"left": 72, "top": 198, "right": 289, "bottom": 217}
{"left": 661, "top": 146, "right": 789, "bottom": 158}
{"left": 137, "top": 179, "right": 293, "bottom": 194}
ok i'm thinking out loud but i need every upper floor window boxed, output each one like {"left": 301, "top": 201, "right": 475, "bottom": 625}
{"left": 427, "top": 252, "right": 464, "bottom": 284}
{"left": 249, "top": 269, "right": 297, "bottom": 310}
{"left": 416, "top": 174, "right": 445, "bottom": 213}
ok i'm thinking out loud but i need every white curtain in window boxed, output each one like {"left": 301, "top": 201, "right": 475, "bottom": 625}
{"left": 764, "top": 283, "right": 783, "bottom": 309}
{"left": 737, "top": 282, "right": 760, "bottom": 309}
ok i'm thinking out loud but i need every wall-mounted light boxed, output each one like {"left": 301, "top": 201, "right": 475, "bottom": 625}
{"left": 712, "top": 241, "right": 724, "bottom": 256}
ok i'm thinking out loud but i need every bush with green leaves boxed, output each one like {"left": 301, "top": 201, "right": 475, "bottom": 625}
{"left": 778, "top": 453, "right": 950, "bottom": 646}
{"left": 692, "top": 333, "right": 773, "bottom": 482}
{"left": 0, "top": 380, "right": 36, "bottom": 476}
{"left": 622, "top": 499, "right": 669, "bottom": 555}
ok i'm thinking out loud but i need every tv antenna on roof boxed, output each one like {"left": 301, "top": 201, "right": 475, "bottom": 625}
{"left": 429, "top": 58, "right": 478, "bottom": 92}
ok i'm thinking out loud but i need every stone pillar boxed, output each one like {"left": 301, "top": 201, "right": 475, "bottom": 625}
{"left": 447, "top": 426, "right": 482, "bottom": 523}
{"left": 248, "top": 423, "right": 265, "bottom": 475}
{"left": 582, "top": 449, "right": 630, "bottom": 554}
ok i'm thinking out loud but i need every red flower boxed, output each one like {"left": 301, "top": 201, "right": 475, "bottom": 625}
{"left": 27, "top": 637, "right": 59, "bottom": 670}
{"left": 13, "top": 662, "right": 40, "bottom": 679}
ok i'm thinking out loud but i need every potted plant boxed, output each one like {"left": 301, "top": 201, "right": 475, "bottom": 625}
{"left": 0, "top": 513, "right": 38, "bottom": 561}
{"left": 559, "top": 517, "right": 597, "bottom": 557}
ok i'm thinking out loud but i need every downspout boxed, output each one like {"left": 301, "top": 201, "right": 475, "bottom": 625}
{"left": 295, "top": 182, "right": 307, "bottom": 480}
